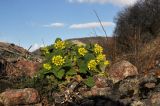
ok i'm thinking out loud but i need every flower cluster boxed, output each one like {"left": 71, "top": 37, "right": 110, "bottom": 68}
{"left": 52, "top": 55, "right": 65, "bottom": 66}
{"left": 54, "top": 40, "right": 65, "bottom": 49}
{"left": 78, "top": 47, "right": 88, "bottom": 56}
{"left": 88, "top": 59, "right": 97, "bottom": 70}
{"left": 94, "top": 44, "right": 103, "bottom": 54}
{"left": 96, "top": 54, "right": 106, "bottom": 63}
{"left": 43, "top": 63, "right": 52, "bottom": 70}
{"left": 39, "top": 38, "right": 111, "bottom": 89}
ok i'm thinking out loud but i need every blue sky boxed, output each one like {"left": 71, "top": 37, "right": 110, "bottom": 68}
{"left": 0, "top": 0, "right": 138, "bottom": 51}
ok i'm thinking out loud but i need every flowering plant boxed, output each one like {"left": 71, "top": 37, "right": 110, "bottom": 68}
{"left": 38, "top": 38, "right": 110, "bottom": 88}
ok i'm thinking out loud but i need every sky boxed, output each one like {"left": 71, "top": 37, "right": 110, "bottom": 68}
{"left": 0, "top": 0, "right": 138, "bottom": 51}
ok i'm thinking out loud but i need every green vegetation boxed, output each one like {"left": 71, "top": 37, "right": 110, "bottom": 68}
{"left": 37, "top": 38, "right": 110, "bottom": 88}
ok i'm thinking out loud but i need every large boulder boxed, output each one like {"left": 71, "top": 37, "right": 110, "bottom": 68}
{"left": 14, "top": 59, "right": 41, "bottom": 77}
{"left": 3, "top": 59, "right": 41, "bottom": 78}
{"left": 0, "top": 88, "right": 40, "bottom": 106}
{"left": 108, "top": 60, "right": 138, "bottom": 83}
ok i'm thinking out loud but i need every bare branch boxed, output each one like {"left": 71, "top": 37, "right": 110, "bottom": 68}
{"left": 93, "top": 10, "right": 108, "bottom": 39}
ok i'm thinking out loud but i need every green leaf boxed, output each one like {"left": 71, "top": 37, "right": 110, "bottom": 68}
{"left": 64, "top": 57, "right": 72, "bottom": 67}
{"left": 84, "top": 53, "right": 95, "bottom": 61}
{"left": 55, "top": 38, "right": 62, "bottom": 42}
{"left": 66, "top": 69, "right": 77, "bottom": 76}
{"left": 53, "top": 69, "right": 65, "bottom": 79}
{"left": 79, "top": 66, "right": 87, "bottom": 74}
{"left": 84, "top": 77, "right": 95, "bottom": 87}
{"left": 86, "top": 43, "right": 92, "bottom": 50}
{"left": 78, "top": 59, "right": 88, "bottom": 74}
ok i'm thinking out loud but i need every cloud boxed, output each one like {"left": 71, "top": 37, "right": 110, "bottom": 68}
{"left": 29, "top": 43, "right": 44, "bottom": 52}
{"left": 43, "top": 23, "right": 65, "bottom": 28}
{"left": 69, "top": 22, "right": 114, "bottom": 29}
{"left": 68, "top": 0, "right": 138, "bottom": 6}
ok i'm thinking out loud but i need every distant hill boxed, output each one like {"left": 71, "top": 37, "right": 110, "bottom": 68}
{"left": 33, "top": 36, "right": 115, "bottom": 56}
{"left": 68, "top": 36, "right": 115, "bottom": 54}
{"left": 0, "top": 42, "right": 29, "bottom": 59}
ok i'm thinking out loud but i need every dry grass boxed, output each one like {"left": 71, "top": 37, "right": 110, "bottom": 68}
{"left": 114, "top": 36, "right": 160, "bottom": 73}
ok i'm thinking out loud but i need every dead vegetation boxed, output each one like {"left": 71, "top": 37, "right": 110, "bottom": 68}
{"left": 112, "top": 36, "right": 160, "bottom": 75}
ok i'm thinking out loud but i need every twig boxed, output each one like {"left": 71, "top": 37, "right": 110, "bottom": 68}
{"left": 27, "top": 45, "right": 32, "bottom": 51}
{"left": 93, "top": 10, "right": 108, "bottom": 40}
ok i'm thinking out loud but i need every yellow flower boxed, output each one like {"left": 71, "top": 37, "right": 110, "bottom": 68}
{"left": 43, "top": 63, "right": 52, "bottom": 70}
{"left": 98, "top": 71, "right": 108, "bottom": 77}
{"left": 96, "top": 54, "right": 106, "bottom": 63}
{"left": 52, "top": 55, "right": 65, "bottom": 66}
{"left": 54, "top": 40, "right": 65, "bottom": 49}
{"left": 104, "top": 60, "right": 110, "bottom": 66}
{"left": 88, "top": 60, "right": 97, "bottom": 70}
{"left": 94, "top": 44, "right": 103, "bottom": 54}
{"left": 78, "top": 47, "right": 88, "bottom": 56}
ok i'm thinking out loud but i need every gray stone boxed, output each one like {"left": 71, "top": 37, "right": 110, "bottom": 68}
{"left": 108, "top": 60, "right": 138, "bottom": 83}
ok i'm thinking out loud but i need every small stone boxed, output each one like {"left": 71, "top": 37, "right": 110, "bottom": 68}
{"left": 115, "top": 76, "right": 140, "bottom": 97}
{"left": 82, "top": 91, "right": 92, "bottom": 97}
{"left": 52, "top": 92, "right": 65, "bottom": 104}
{"left": 91, "top": 86, "right": 110, "bottom": 96}
{"left": 94, "top": 76, "right": 108, "bottom": 88}
{"left": 131, "top": 101, "right": 145, "bottom": 106}
{"left": 150, "top": 92, "right": 160, "bottom": 105}
{"left": 155, "top": 70, "right": 160, "bottom": 78}
{"left": 108, "top": 60, "right": 138, "bottom": 83}
{"left": 144, "top": 82, "right": 156, "bottom": 89}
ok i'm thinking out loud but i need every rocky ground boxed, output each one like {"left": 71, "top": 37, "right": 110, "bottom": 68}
{"left": 0, "top": 38, "right": 160, "bottom": 106}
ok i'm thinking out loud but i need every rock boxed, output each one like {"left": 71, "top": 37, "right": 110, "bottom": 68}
{"left": 94, "top": 75, "right": 109, "bottom": 88}
{"left": 78, "top": 96, "right": 126, "bottom": 106}
{"left": 5, "top": 63, "right": 24, "bottom": 78}
{"left": 0, "top": 80, "right": 12, "bottom": 93}
{"left": 0, "top": 59, "right": 7, "bottom": 76}
{"left": 130, "top": 101, "right": 145, "bottom": 106}
{"left": 155, "top": 70, "right": 160, "bottom": 78}
{"left": 139, "top": 74, "right": 157, "bottom": 98}
{"left": 144, "top": 82, "right": 156, "bottom": 89}
{"left": 0, "top": 88, "right": 40, "bottom": 106}
{"left": 114, "top": 76, "right": 140, "bottom": 98}
{"left": 22, "top": 103, "right": 43, "bottom": 106}
{"left": 0, "top": 42, "right": 29, "bottom": 59}
{"left": 80, "top": 76, "right": 112, "bottom": 97}
{"left": 91, "top": 87, "right": 111, "bottom": 96}
{"left": 140, "top": 73, "right": 157, "bottom": 84}
{"left": 81, "top": 91, "right": 92, "bottom": 97}
{"left": 108, "top": 60, "right": 138, "bottom": 83}
{"left": 150, "top": 92, "right": 160, "bottom": 105}
{"left": 14, "top": 59, "right": 41, "bottom": 77}
{"left": 3, "top": 59, "right": 41, "bottom": 78}
{"left": 141, "top": 91, "right": 160, "bottom": 106}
